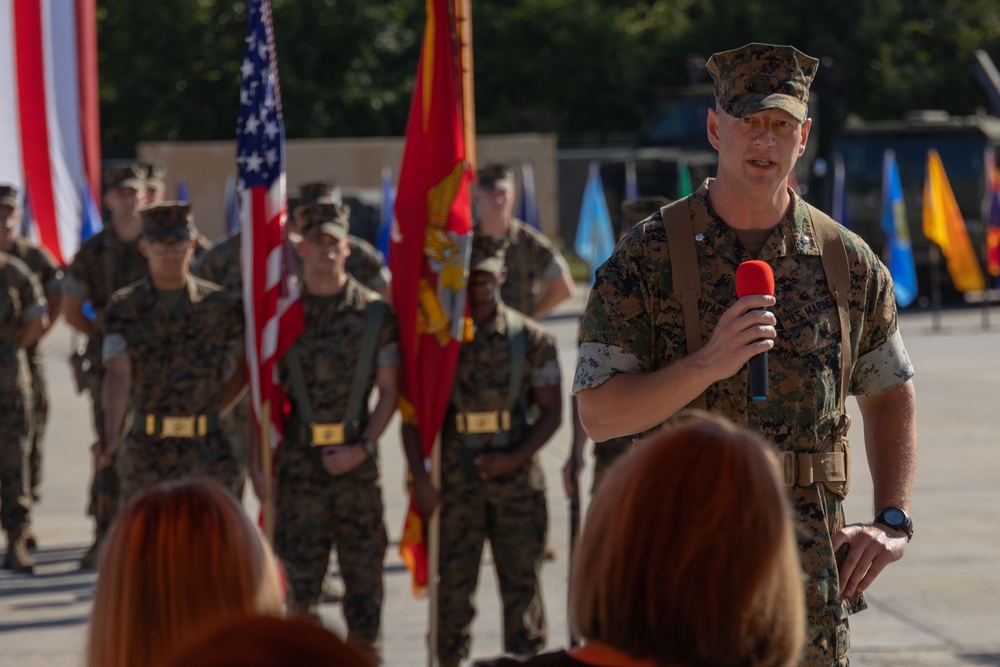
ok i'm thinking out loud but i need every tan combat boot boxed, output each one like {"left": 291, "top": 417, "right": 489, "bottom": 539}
{"left": 23, "top": 523, "right": 37, "bottom": 550}
{"left": 3, "top": 527, "right": 36, "bottom": 573}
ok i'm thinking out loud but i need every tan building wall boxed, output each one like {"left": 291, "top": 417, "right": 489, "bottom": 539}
{"left": 137, "top": 133, "right": 559, "bottom": 242}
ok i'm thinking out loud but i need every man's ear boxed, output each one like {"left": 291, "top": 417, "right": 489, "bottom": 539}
{"left": 498, "top": 267, "right": 507, "bottom": 286}
{"left": 706, "top": 107, "right": 721, "bottom": 152}
{"left": 138, "top": 238, "right": 150, "bottom": 259}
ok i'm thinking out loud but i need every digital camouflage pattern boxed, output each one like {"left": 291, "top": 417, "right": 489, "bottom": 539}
{"left": 498, "top": 218, "right": 568, "bottom": 317}
{"left": 0, "top": 254, "right": 45, "bottom": 531}
{"left": 706, "top": 42, "right": 819, "bottom": 124}
{"left": 620, "top": 196, "right": 670, "bottom": 238}
{"left": 437, "top": 303, "right": 561, "bottom": 664}
{"left": 576, "top": 180, "right": 914, "bottom": 666}
{"left": 192, "top": 229, "right": 388, "bottom": 293}
{"left": 140, "top": 201, "right": 192, "bottom": 239}
{"left": 192, "top": 230, "right": 244, "bottom": 292}
{"left": 102, "top": 276, "right": 245, "bottom": 501}
{"left": 6, "top": 237, "right": 62, "bottom": 499}
{"left": 63, "top": 225, "right": 149, "bottom": 534}
{"left": 190, "top": 229, "right": 250, "bottom": 497}
{"left": 274, "top": 281, "right": 398, "bottom": 650}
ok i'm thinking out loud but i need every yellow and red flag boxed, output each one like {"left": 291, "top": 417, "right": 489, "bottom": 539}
{"left": 983, "top": 148, "right": 1000, "bottom": 279}
{"left": 392, "top": 0, "right": 473, "bottom": 595}
{"left": 922, "top": 149, "right": 985, "bottom": 292}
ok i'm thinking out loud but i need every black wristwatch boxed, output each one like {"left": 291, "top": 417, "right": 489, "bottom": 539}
{"left": 874, "top": 507, "right": 913, "bottom": 541}
{"left": 359, "top": 438, "right": 377, "bottom": 459}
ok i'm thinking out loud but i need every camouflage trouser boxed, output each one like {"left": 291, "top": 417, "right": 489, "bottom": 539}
{"left": 437, "top": 449, "right": 547, "bottom": 664}
{"left": 0, "top": 388, "right": 33, "bottom": 532}
{"left": 274, "top": 441, "right": 387, "bottom": 651}
{"left": 117, "top": 430, "right": 243, "bottom": 505}
{"left": 794, "top": 485, "right": 864, "bottom": 667}
{"left": 220, "top": 393, "right": 250, "bottom": 500}
{"left": 590, "top": 436, "right": 632, "bottom": 496}
{"left": 27, "top": 355, "right": 47, "bottom": 501}
{"left": 80, "top": 371, "right": 120, "bottom": 535}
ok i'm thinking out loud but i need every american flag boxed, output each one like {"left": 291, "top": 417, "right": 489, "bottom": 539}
{"left": 237, "top": 0, "right": 303, "bottom": 452}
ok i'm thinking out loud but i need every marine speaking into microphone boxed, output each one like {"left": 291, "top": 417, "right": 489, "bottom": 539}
{"left": 735, "top": 260, "right": 774, "bottom": 401}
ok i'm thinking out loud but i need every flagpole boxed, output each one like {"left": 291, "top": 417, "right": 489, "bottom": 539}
{"left": 261, "top": 398, "right": 275, "bottom": 542}
{"left": 454, "top": 0, "right": 476, "bottom": 171}
{"left": 427, "top": 435, "right": 442, "bottom": 667}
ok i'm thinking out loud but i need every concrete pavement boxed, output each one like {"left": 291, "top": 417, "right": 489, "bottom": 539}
{"left": 1, "top": 292, "right": 998, "bottom": 666}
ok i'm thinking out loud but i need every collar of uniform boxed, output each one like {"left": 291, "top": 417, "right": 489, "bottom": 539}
{"left": 303, "top": 277, "right": 360, "bottom": 311}
{"left": 505, "top": 218, "right": 528, "bottom": 245}
{"left": 136, "top": 275, "right": 206, "bottom": 308}
{"left": 691, "top": 180, "right": 821, "bottom": 263}
{"left": 474, "top": 302, "right": 507, "bottom": 337}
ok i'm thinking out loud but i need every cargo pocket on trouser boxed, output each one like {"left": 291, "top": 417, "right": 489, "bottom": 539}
{"left": 803, "top": 613, "right": 850, "bottom": 666}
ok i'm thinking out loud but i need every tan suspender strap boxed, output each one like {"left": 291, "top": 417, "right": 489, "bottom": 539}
{"left": 811, "top": 208, "right": 853, "bottom": 409}
{"left": 661, "top": 200, "right": 707, "bottom": 411}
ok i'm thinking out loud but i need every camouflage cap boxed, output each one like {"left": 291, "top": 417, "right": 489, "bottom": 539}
{"left": 477, "top": 163, "right": 515, "bottom": 191}
{"left": 0, "top": 184, "right": 18, "bottom": 208}
{"left": 469, "top": 233, "right": 508, "bottom": 275}
{"left": 621, "top": 196, "right": 670, "bottom": 234}
{"left": 298, "top": 202, "right": 350, "bottom": 241}
{"left": 104, "top": 164, "right": 146, "bottom": 193}
{"left": 141, "top": 201, "right": 193, "bottom": 240}
{"left": 297, "top": 181, "right": 342, "bottom": 207}
{"left": 141, "top": 162, "right": 166, "bottom": 191}
{"left": 706, "top": 43, "right": 818, "bottom": 124}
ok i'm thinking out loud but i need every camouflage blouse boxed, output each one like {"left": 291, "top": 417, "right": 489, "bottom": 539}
{"left": 62, "top": 226, "right": 148, "bottom": 326}
{"left": 0, "top": 253, "right": 46, "bottom": 393}
{"left": 278, "top": 280, "right": 399, "bottom": 427}
{"left": 575, "top": 180, "right": 913, "bottom": 451}
{"left": 102, "top": 276, "right": 244, "bottom": 414}
{"left": 498, "top": 218, "right": 568, "bottom": 317}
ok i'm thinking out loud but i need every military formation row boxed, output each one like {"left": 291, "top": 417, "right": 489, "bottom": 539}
{"left": 0, "top": 160, "right": 604, "bottom": 665}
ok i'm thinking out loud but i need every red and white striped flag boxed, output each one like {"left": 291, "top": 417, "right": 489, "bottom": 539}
{"left": 0, "top": 0, "right": 101, "bottom": 264}
{"left": 238, "top": 0, "right": 303, "bottom": 449}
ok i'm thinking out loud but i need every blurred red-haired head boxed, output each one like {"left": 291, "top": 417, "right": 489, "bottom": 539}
{"left": 571, "top": 412, "right": 804, "bottom": 667}
{"left": 175, "top": 615, "right": 374, "bottom": 667}
{"left": 87, "top": 479, "right": 284, "bottom": 667}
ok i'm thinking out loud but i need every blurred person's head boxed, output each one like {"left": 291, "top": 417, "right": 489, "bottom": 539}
{"left": 475, "top": 163, "right": 516, "bottom": 227}
{"left": 141, "top": 161, "right": 167, "bottom": 205}
{"left": 139, "top": 202, "right": 197, "bottom": 289}
{"left": 570, "top": 412, "right": 804, "bottom": 667}
{"left": 0, "top": 184, "right": 20, "bottom": 250}
{"left": 87, "top": 479, "right": 284, "bottom": 667}
{"left": 103, "top": 164, "right": 147, "bottom": 229}
{"left": 175, "top": 615, "right": 374, "bottom": 667}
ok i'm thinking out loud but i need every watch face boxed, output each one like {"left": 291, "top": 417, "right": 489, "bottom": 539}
{"left": 882, "top": 508, "right": 905, "bottom": 526}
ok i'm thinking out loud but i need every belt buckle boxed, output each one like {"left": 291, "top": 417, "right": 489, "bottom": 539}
{"left": 311, "top": 423, "right": 346, "bottom": 447}
{"left": 465, "top": 411, "right": 501, "bottom": 434}
{"left": 161, "top": 416, "right": 196, "bottom": 438}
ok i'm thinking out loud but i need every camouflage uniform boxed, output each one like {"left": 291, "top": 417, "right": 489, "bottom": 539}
{"left": 191, "top": 230, "right": 251, "bottom": 495}
{"left": 274, "top": 280, "right": 398, "bottom": 648}
{"left": 63, "top": 218, "right": 149, "bottom": 533}
{"left": 194, "top": 228, "right": 388, "bottom": 293}
{"left": 575, "top": 181, "right": 914, "bottom": 665}
{"left": 5, "top": 237, "right": 61, "bottom": 501}
{"left": 102, "top": 204, "right": 245, "bottom": 503}
{"left": 496, "top": 218, "right": 569, "bottom": 318}
{"left": 102, "top": 274, "right": 245, "bottom": 501}
{"left": 0, "top": 254, "right": 46, "bottom": 562}
{"left": 437, "top": 300, "right": 561, "bottom": 664}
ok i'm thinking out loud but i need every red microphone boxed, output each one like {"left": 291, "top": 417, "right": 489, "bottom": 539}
{"left": 735, "top": 261, "right": 774, "bottom": 401}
